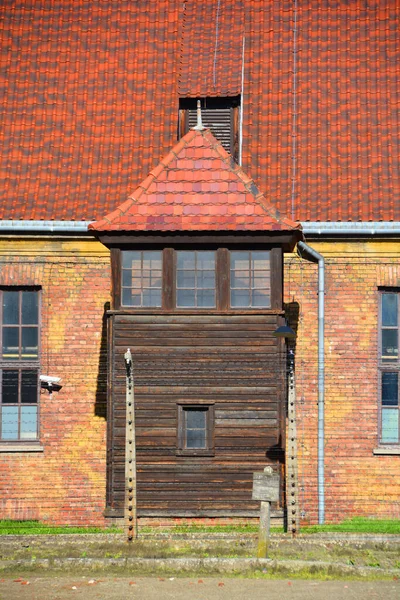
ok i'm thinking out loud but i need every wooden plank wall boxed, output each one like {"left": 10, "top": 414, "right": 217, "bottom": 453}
{"left": 107, "top": 313, "right": 285, "bottom": 517}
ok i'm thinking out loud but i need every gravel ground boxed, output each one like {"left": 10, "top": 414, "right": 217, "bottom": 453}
{"left": 1, "top": 575, "right": 399, "bottom": 600}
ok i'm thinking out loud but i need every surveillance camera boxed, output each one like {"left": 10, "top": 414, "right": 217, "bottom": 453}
{"left": 40, "top": 375, "right": 62, "bottom": 392}
{"left": 40, "top": 375, "right": 61, "bottom": 385}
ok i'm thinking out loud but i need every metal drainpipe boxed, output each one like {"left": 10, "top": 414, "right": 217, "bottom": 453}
{"left": 297, "top": 240, "right": 325, "bottom": 524}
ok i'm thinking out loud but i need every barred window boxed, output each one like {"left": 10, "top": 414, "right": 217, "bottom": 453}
{"left": 379, "top": 292, "right": 399, "bottom": 444}
{"left": 0, "top": 289, "right": 40, "bottom": 441}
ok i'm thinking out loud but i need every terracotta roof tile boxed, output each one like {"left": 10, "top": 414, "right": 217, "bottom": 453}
{"left": 90, "top": 128, "right": 300, "bottom": 233}
{"left": 0, "top": 1, "right": 399, "bottom": 222}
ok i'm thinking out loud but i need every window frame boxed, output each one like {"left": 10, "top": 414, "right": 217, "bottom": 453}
{"left": 378, "top": 289, "right": 400, "bottom": 447}
{"left": 120, "top": 250, "right": 163, "bottom": 308}
{"left": 229, "top": 250, "right": 271, "bottom": 309}
{"left": 175, "top": 250, "right": 217, "bottom": 309}
{"left": 177, "top": 402, "right": 215, "bottom": 457}
{"left": 0, "top": 288, "right": 41, "bottom": 444}
{"left": 114, "top": 247, "right": 281, "bottom": 312}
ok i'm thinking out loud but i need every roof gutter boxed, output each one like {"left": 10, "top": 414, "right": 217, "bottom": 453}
{"left": 296, "top": 241, "right": 325, "bottom": 525}
{"left": 0, "top": 221, "right": 91, "bottom": 233}
{"left": 303, "top": 222, "right": 400, "bottom": 236}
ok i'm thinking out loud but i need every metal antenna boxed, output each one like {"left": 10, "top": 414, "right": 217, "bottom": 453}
{"left": 192, "top": 99, "right": 205, "bottom": 130}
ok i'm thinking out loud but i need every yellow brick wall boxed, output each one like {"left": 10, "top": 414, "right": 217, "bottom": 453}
{"left": 286, "top": 240, "right": 400, "bottom": 524}
{"left": 0, "top": 237, "right": 110, "bottom": 525}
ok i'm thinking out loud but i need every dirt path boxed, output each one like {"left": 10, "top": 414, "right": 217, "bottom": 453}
{"left": 1, "top": 576, "right": 399, "bottom": 600}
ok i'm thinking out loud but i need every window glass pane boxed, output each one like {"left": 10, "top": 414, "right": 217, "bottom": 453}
{"left": 130, "top": 277, "right": 142, "bottom": 290}
{"left": 177, "top": 289, "right": 196, "bottom": 308}
{"left": 251, "top": 251, "right": 270, "bottom": 270}
{"left": 381, "top": 408, "right": 399, "bottom": 443}
{"left": 186, "top": 409, "right": 206, "bottom": 429}
{"left": 121, "top": 251, "right": 162, "bottom": 307}
{"left": 3, "top": 327, "right": 19, "bottom": 359}
{"left": 142, "top": 251, "right": 162, "bottom": 271}
{"left": 186, "top": 429, "right": 206, "bottom": 448}
{"left": 230, "top": 251, "right": 249, "bottom": 271}
{"left": 130, "top": 293, "right": 142, "bottom": 307}
{"left": 197, "top": 270, "right": 215, "bottom": 288}
{"left": 231, "top": 289, "right": 250, "bottom": 307}
{"left": 122, "top": 288, "right": 133, "bottom": 306}
{"left": 122, "top": 270, "right": 132, "bottom": 287}
{"left": 21, "top": 328, "right": 38, "bottom": 358}
{"left": 197, "top": 290, "right": 215, "bottom": 308}
{"left": 2, "top": 370, "right": 19, "bottom": 403}
{"left": 3, "top": 291, "right": 19, "bottom": 325}
{"left": 252, "top": 273, "right": 269, "bottom": 289}
{"left": 146, "top": 270, "right": 162, "bottom": 288}
{"left": 252, "top": 290, "right": 270, "bottom": 308}
{"left": 142, "top": 289, "right": 161, "bottom": 307}
{"left": 20, "top": 406, "right": 37, "bottom": 439}
{"left": 1, "top": 406, "right": 18, "bottom": 440}
{"left": 22, "top": 292, "right": 38, "bottom": 325}
{"left": 177, "top": 270, "right": 196, "bottom": 288}
{"left": 231, "top": 271, "right": 249, "bottom": 289}
{"left": 197, "top": 252, "right": 215, "bottom": 270}
{"left": 382, "top": 329, "right": 398, "bottom": 359}
{"left": 382, "top": 373, "right": 398, "bottom": 406}
{"left": 122, "top": 251, "right": 140, "bottom": 269}
{"left": 382, "top": 294, "right": 398, "bottom": 327}
{"left": 21, "top": 371, "right": 38, "bottom": 404}
{"left": 177, "top": 251, "right": 195, "bottom": 270}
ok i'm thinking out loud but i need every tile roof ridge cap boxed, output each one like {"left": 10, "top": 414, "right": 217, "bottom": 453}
{"left": 230, "top": 163, "right": 301, "bottom": 231}
{"left": 253, "top": 191, "right": 301, "bottom": 229}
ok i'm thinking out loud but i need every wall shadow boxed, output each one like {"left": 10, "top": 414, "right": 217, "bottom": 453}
{"left": 284, "top": 301, "right": 300, "bottom": 355}
{"left": 94, "top": 301, "right": 110, "bottom": 419}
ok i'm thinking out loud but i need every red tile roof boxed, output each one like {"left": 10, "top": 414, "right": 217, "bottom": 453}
{"left": 1, "top": 1, "right": 399, "bottom": 223}
{"left": 178, "top": 1, "right": 244, "bottom": 97}
{"left": 90, "top": 127, "right": 301, "bottom": 233}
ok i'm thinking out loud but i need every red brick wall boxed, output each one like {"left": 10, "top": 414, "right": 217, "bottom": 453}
{"left": 0, "top": 239, "right": 110, "bottom": 526}
{"left": 2, "top": 237, "right": 399, "bottom": 528}
{"left": 286, "top": 243, "right": 400, "bottom": 524}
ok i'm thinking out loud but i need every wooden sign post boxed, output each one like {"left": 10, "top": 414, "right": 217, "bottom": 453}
{"left": 252, "top": 466, "right": 280, "bottom": 558}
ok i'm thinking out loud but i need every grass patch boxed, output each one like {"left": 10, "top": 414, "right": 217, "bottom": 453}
{"left": 0, "top": 520, "right": 121, "bottom": 535}
{"left": 301, "top": 517, "right": 400, "bottom": 535}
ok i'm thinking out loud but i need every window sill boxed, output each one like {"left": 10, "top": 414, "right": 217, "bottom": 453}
{"left": 0, "top": 443, "right": 44, "bottom": 453}
{"left": 373, "top": 447, "right": 400, "bottom": 456}
{"left": 176, "top": 450, "right": 215, "bottom": 457}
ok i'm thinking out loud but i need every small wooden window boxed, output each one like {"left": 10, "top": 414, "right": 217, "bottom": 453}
{"left": 121, "top": 250, "right": 162, "bottom": 307}
{"left": 177, "top": 404, "right": 214, "bottom": 456}
{"left": 0, "top": 289, "right": 40, "bottom": 441}
{"left": 379, "top": 291, "right": 400, "bottom": 444}
{"left": 176, "top": 251, "right": 216, "bottom": 308}
{"left": 230, "top": 251, "right": 271, "bottom": 308}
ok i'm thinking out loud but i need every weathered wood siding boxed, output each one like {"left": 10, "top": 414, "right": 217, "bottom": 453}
{"left": 107, "top": 313, "right": 285, "bottom": 516}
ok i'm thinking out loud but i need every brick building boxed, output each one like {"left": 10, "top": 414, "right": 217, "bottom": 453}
{"left": 0, "top": 1, "right": 399, "bottom": 526}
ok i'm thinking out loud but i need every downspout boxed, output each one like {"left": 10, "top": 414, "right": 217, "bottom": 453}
{"left": 297, "top": 240, "right": 325, "bottom": 524}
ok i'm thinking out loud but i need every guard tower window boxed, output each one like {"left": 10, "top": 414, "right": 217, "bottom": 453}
{"left": 179, "top": 97, "right": 240, "bottom": 163}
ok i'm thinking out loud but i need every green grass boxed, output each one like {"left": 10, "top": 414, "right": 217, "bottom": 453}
{"left": 0, "top": 520, "right": 121, "bottom": 535}
{"left": 1, "top": 517, "right": 400, "bottom": 536}
{"left": 301, "top": 517, "right": 400, "bottom": 535}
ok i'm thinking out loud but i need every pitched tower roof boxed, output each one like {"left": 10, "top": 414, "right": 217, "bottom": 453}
{"left": 89, "top": 128, "right": 301, "bottom": 234}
